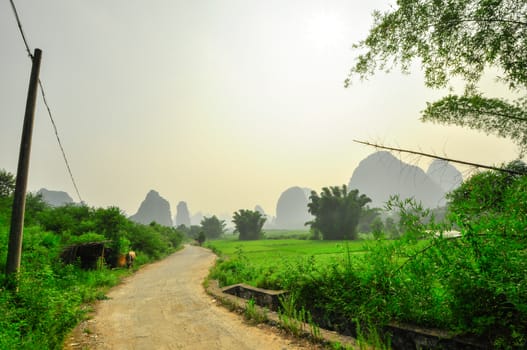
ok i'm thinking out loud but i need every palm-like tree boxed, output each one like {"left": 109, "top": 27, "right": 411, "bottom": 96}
{"left": 308, "top": 185, "right": 371, "bottom": 240}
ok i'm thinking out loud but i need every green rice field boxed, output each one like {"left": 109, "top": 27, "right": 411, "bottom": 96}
{"left": 206, "top": 238, "right": 369, "bottom": 265}
{"left": 204, "top": 238, "right": 385, "bottom": 290}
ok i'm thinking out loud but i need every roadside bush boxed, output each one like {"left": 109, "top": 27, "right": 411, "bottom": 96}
{"left": 208, "top": 248, "right": 262, "bottom": 287}
{"left": 292, "top": 264, "right": 366, "bottom": 335}
{"left": 37, "top": 204, "right": 94, "bottom": 238}
{"left": 0, "top": 196, "right": 183, "bottom": 349}
{"left": 126, "top": 222, "right": 174, "bottom": 259}
{"left": 208, "top": 169, "right": 527, "bottom": 348}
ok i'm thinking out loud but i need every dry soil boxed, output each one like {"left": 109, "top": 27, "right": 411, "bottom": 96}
{"left": 64, "top": 245, "right": 318, "bottom": 350}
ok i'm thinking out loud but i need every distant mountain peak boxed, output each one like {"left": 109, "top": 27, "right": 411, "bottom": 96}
{"left": 348, "top": 152, "right": 447, "bottom": 208}
{"left": 426, "top": 159, "right": 463, "bottom": 192}
{"left": 146, "top": 189, "right": 161, "bottom": 198}
{"left": 129, "top": 190, "right": 172, "bottom": 226}
{"left": 274, "top": 186, "right": 312, "bottom": 229}
{"left": 175, "top": 201, "right": 191, "bottom": 227}
{"left": 37, "top": 188, "right": 74, "bottom": 207}
{"left": 254, "top": 205, "right": 266, "bottom": 216}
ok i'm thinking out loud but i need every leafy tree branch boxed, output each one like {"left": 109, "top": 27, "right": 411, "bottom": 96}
{"left": 346, "top": 0, "right": 527, "bottom": 156}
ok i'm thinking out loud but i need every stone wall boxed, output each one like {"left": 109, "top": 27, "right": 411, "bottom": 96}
{"left": 219, "top": 282, "right": 490, "bottom": 349}
{"left": 221, "top": 283, "right": 287, "bottom": 311}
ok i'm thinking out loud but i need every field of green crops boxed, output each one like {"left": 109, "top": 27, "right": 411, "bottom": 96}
{"left": 207, "top": 214, "right": 527, "bottom": 349}
{"left": 204, "top": 237, "right": 392, "bottom": 292}
{"left": 207, "top": 238, "right": 369, "bottom": 266}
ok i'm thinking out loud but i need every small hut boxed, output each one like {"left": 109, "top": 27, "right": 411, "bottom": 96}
{"left": 60, "top": 241, "right": 112, "bottom": 269}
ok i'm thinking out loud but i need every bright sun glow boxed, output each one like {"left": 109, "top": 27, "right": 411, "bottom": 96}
{"left": 305, "top": 11, "right": 345, "bottom": 50}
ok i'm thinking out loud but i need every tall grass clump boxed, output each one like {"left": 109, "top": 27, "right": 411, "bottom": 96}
{"left": 244, "top": 298, "right": 268, "bottom": 324}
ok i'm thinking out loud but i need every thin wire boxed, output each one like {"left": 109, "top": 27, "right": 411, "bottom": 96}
{"left": 8, "top": 0, "right": 32, "bottom": 59}
{"left": 9, "top": 0, "right": 84, "bottom": 203}
{"left": 38, "top": 80, "right": 84, "bottom": 203}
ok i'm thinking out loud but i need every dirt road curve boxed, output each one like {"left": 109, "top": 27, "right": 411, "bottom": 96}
{"left": 65, "top": 245, "right": 313, "bottom": 350}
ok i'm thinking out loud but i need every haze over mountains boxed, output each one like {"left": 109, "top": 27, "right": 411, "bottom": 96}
{"left": 37, "top": 188, "right": 74, "bottom": 207}
{"left": 174, "top": 201, "right": 191, "bottom": 227}
{"left": 274, "top": 186, "right": 313, "bottom": 229}
{"left": 129, "top": 190, "right": 173, "bottom": 227}
{"left": 348, "top": 152, "right": 462, "bottom": 208}
{"left": 38, "top": 152, "right": 462, "bottom": 228}
{"left": 426, "top": 159, "right": 463, "bottom": 193}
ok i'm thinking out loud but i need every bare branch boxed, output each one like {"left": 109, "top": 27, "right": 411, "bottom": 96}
{"left": 353, "top": 140, "right": 525, "bottom": 176}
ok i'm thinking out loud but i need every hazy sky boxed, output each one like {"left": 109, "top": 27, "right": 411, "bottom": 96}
{"left": 0, "top": 0, "right": 519, "bottom": 218}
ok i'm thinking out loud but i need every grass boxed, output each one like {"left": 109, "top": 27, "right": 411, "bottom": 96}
{"left": 207, "top": 239, "right": 368, "bottom": 265}
{"left": 207, "top": 237, "right": 387, "bottom": 348}
{"left": 263, "top": 229, "right": 311, "bottom": 240}
{"left": 244, "top": 298, "right": 268, "bottom": 324}
{"left": 205, "top": 238, "right": 378, "bottom": 290}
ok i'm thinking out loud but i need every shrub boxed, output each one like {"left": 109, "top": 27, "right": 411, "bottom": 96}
{"left": 208, "top": 173, "right": 527, "bottom": 348}
{"left": 0, "top": 198, "right": 184, "bottom": 348}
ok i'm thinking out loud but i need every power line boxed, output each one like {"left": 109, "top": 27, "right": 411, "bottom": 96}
{"left": 8, "top": 0, "right": 32, "bottom": 59}
{"left": 8, "top": 0, "right": 84, "bottom": 203}
{"left": 38, "top": 80, "right": 83, "bottom": 203}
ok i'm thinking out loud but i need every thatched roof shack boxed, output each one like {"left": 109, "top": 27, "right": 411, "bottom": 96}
{"left": 60, "top": 241, "right": 112, "bottom": 269}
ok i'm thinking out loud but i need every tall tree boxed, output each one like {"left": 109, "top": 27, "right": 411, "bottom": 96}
{"left": 232, "top": 209, "right": 266, "bottom": 241}
{"left": 307, "top": 185, "right": 371, "bottom": 240}
{"left": 347, "top": 0, "right": 527, "bottom": 155}
{"left": 200, "top": 215, "right": 226, "bottom": 239}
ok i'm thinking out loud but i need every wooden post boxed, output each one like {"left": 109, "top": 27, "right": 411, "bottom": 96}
{"left": 5, "top": 48, "right": 42, "bottom": 289}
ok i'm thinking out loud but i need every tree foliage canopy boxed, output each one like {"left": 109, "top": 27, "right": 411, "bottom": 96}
{"left": 232, "top": 209, "right": 266, "bottom": 241}
{"left": 307, "top": 185, "right": 371, "bottom": 240}
{"left": 422, "top": 95, "right": 527, "bottom": 154}
{"left": 347, "top": 0, "right": 527, "bottom": 154}
{"left": 36, "top": 204, "right": 182, "bottom": 262}
{"left": 200, "top": 215, "right": 226, "bottom": 239}
{"left": 448, "top": 159, "right": 527, "bottom": 216}
{"left": 0, "top": 169, "right": 15, "bottom": 198}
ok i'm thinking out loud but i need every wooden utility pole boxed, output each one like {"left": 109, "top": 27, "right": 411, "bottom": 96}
{"left": 5, "top": 48, "right": 42, "bottom": 289}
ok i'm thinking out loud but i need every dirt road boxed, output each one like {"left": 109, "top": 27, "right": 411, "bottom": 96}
{"left": 66, "top": 245, "right": 313, "bottom": 350}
